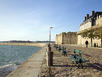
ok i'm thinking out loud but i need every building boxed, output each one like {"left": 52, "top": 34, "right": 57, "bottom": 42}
{"left": 56, "top": 32, "right": 77, "bottom": 44}
{"left": 77, "top": 11, "right": 102, "bottom": 47}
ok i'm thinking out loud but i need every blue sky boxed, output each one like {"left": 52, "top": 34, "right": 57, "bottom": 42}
{"left": 0, "top": 0, "right": 102, "bottom": 41}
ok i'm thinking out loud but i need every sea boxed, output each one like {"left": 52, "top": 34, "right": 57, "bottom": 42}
{"left": 0, "top": 45, "right": 40, "bottom": 66}
{"left": 0, "top": 45, "right": 41, "bottom": 77}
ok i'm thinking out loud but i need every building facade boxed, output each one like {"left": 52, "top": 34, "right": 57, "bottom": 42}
{"left": 56, "top": 32, "right": 77, "bottom": 44}
{"left": 77, "top": 11, "right": 102, "bottom": 47}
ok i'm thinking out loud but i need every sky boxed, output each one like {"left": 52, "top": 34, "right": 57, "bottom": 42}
{"left": 0, "top": 0, "right": 102, "bottom": 41}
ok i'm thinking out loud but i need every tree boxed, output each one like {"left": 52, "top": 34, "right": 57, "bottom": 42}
{"left": 81, "top": 28, "right": 102, "bottom": 47}
{"left": 81, "top": 29, "right": 94, "bottom": 47}
{"left": 94, "top": 28, "right": 102, "bottom": 47}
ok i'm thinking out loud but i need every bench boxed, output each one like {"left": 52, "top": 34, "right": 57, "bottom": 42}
{"left": 61, "top": 46, "right": 67, "bottom": 56}
{"left": 69, "top": 49, "right": 88, "bottom": 68}
{"left": 54, "top": 45, "right": 67, "bottom": 56}
{"left": 57, "top": 46, "right": 62, "bottom": 51}
{"left": 54, "top": 44, "right": 58, "bottom": 49}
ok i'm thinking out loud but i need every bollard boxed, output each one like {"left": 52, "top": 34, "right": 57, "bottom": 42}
{"left": 48, "top": 52, "right": 53, "bottom": 66}
{"left": 48, "top": 44, "right": 53, "bottom": 66}
{"left": 48, "top": 44, "right": 53, "bottom": 77}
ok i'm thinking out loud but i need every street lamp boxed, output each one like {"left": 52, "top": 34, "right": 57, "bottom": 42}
{"left": 49, "top": 27, "right": 53, "bottom": 45}
{"left": 48, "top": 27, "right": 53, "bottom": 51}
{"left": 48, "top": 26, "right": 53, "bottom": 77}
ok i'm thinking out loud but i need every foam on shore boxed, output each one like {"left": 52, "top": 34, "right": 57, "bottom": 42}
{"left": 0, "top": 64, "right": 19, "bottom": 77}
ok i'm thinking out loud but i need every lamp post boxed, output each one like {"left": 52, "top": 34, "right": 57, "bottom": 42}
{"left": 48, "top": 27, "right": 53, "bottom": 65}
{"left": 48, "top": 27, "right": 53, "bottom": 77}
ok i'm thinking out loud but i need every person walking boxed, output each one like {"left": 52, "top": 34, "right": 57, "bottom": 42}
{"left": 85, "top": 40, "right": 88, "bottom": 47}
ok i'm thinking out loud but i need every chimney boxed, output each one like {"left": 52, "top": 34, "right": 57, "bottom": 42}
{"left": 85, "top": 16, "right": 87, "bottom": 21}
{"left": 92, "top": 11, "right": 95, "bottom": 16}
{"left": 86, "top": 14, "right": 89, "bottom": 19}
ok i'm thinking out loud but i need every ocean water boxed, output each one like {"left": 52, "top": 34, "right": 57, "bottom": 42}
{"left": 0, "top": 45, "right": 40, "bottom": 66}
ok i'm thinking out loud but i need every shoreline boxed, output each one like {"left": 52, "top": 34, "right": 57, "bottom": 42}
{"left": 0, "top": 64, "right": 18, "bottom": 77}
{"left": 7, "top": 46, "right": 46, "bottom": 77}
{"left": 0, "top": 43, "right": 47, "bottom": 77}
{"left": 0, "top": 43, "right": 46, "bottom": 47}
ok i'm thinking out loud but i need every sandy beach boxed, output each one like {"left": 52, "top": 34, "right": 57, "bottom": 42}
{"left": 0, "top": 43, "right": 46, "bottom": 47}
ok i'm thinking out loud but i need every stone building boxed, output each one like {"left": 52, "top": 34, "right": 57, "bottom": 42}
{"left": 77, "top": 11, "right": 102, "bottom": 47}
{"left": 56, "top": 32, "right": 77, "bottom": 44}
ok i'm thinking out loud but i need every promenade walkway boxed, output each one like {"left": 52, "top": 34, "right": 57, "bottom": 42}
{"left": 40, "top": 44, "right": 102, "bottom": 77}
{"left": 7, "top": 46, "right": 47, "bottom": 77}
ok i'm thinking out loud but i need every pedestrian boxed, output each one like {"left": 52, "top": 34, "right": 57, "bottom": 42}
{"left": 85, "top": 40, "right": 88, "bottom": 47}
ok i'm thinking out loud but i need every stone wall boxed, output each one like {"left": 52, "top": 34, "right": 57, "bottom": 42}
{"left": 96, "top": 17, "right": 102, "bottom": 25}
{"left": 56, "top": 32, "right": 77, "bottom": 44}
{"left": 80, "top": 21, "right": 91, "bottom": 31}
{"left": 77, "top": 35, "right": 101, "bottom": 47}
{"left": 56, "top": 33, "right": 62, "bottom": 44}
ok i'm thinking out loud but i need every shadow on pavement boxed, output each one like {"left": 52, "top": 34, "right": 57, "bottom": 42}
{"left": 87, "top": 63, "right": 102, "bottom": 71}
{"left": 53, "top": 62, "right": 102, "bottom": 72}
{"left": 53, "top": 64, "right": 76, "bottom": 67}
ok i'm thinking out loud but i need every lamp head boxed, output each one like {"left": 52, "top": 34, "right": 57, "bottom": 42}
{"left": 50, "top": 27, "right": 53, "bottom": 29}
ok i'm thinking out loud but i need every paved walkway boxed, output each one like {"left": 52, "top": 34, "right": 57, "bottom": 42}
{"left": 40, "top": 45, "right": 102, "bottom": 77}
{"left": 7, "top": 46, "right": 47, "bottom": 77}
